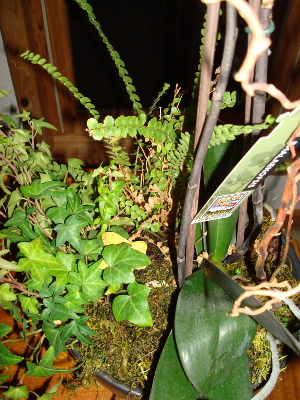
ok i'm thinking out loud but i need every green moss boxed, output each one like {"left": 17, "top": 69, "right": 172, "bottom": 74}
{"left": 68, "top": 254, "right": 177, "bottom": 391}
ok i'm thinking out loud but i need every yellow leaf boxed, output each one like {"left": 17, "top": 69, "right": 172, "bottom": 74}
{"left": 102, "top": 232, "right": 129, "bottom": 246}
{"left": 99, "top": 259, "right": 109, "bottom": 269}
{"left": 131, "top": 241, "right": 147, "bottom": 254}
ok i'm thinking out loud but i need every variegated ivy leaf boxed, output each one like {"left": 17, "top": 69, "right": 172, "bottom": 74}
{"left": 102, "top": 243, "right": 150, "bottom": 285}
{"left": 18, "top": 238, "right": 61, "bottom": 283}
{"left": 3, "top": 385, "right": 28, "bottom": 400}
{"left": 69, "top": 260, "right": 106, "bottom": 302}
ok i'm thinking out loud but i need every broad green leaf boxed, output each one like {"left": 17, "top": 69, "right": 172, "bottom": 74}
{"left": 0, "top": 342, "right": 24, "bottom": 367}
{"left": 112, "top": 282, "right": 152, "bottom": 326}
{"left": 20, "top": 179, "right": 64, "bottom": 198}
{"left": 0, "top": 257, "right": 21, "bottom": 271}
{"left": 42, "top": 321, "right": 67, "bottom": 357}
{"left": 64, "top": 284, "right": 89, "bottom": 313}
{"left": 0, "top": 283, "right": 17, "bottom": 308}
{"left": 67, "top": 158, "right": 85, "bottom": 168}
{"left": 7, "top": 189, "right": 21, "bottom": 217}
{"left": 3, "top": 385, "right": 28, "bottom": 400}
{"left": 203, "top": 140, "right": 243, "bottom": 263}
{"left": 56, "top": 251, "right": 76, "bottom": 272}
{"left": 0, "top": 373, "right": 11, "bottom": 384}
{"left": 54, "top": 215, "right": 89, "bottom": 253}
{"left": 46, "top": 206, "right": 71, "bottom": 224}
{"left": 207, "top": 352, "right": 253, "bottom": 400}
{"left": 0, "top": 323, "right": 12, "bottom": 338}
{"left": 102, "top": 243, "right": 150, "bottom": 285}
{"left": 175, "top": 269, "right": 257, "bottom": 397}
{"left": 18, "top": 294, "right": 39, "bottom": 315}
{"left": 150, "top": 332, "right": 199, "bottom": 400}
{"left": 0, "top": 228, "right": 30, "bottom": 243}
{"left": 59, "top": 317, "right": 96, "bottom": 344}
{"left": 72, "top": 260, "right": 107, "bottom": 302}
{"left": 45, "top": 303, "right": 80, "bottom": 323}
{"left": 26, "top": 346, "right": 77, "bottom": 377}
{"left": 5, "top": 210, "right": 26, "bottom": 227}
{"left": 18, "top": 238, "right": 60, "bottom": 282}
{"left": 82, "top": 239, "right": 103, "bottom": 258}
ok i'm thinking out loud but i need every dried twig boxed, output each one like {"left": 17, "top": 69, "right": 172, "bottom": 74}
{"left": 202, "top": 0, "right": 300, "bottom": 110}
{"left": 228, "top": 281, "right": 297, "bottom": 317}
{"left": 255, "top": 138, "right": 300, "bottom": 281}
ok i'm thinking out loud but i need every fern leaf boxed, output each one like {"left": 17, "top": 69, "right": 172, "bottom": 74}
{"left": 209, "top": 122, "right": 270, "bottom": 147}
{"left": 20, "top": 51, "right": 100, "bottom": 120}
{"left": 73, "top": 0, "right": 143, "bottom": 114}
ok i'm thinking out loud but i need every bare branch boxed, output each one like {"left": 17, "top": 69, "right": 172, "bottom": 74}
{"left": 202, "top": 0, "right": 300, "bottom": 110}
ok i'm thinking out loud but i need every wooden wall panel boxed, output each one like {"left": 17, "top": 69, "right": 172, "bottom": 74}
{"left": 0, "top": 0, "right": 60, "bottom": 146}
{"left": 45, "top": 0, "right": 77, "bottom": 134}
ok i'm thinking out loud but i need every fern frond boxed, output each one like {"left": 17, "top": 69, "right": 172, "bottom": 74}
{"left": 209, "top": 123, "right": 270, "bottom": 147}
{"left": 166, "top": 132, "right": 191, "bottom": 184}
{"left": 148, "top": 83, "right": 171, "bottom": 115}
{"left": 104, "top": 137, "right": 131, "bottom": 167}
{"left": 73, "top": 0, "right": 143, "bottom": 115}
{"left": 87, "top": 114, "right": 178, "bottom": 147}
{"left": 20, "top": 50, "right": 100, "bottom": 120}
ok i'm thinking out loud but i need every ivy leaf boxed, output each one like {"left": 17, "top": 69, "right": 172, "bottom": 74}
{"left": 4, "top": 210, "right": 37, "bottom": 240}
{"left": 102, "top": 243, "right": 150, "bottom": 285}
{"left": 70, "top": 260, "right": 107, "bottom": 302}
{"left": 64, "top": 284, "right": 89, "bottom": 313}
{"left": 3, "top": 385, "right": 28, "bottom": 400}
{"left": 20, "top": 179, "right": 64, "bottom": 198}
{"left": 42, "top": 321, "right": 67, "bottom": 357}
{"left": 59, "top": 316, "right": 96, "bottom": 344}
{"left": 0, "top": 373, "right": 11, "bottom": 384}
{"left": 18, "top": 294, "right": 39, "bottom": 315}
{"left": 18, "top": 238, "right": 60, "bottom": 282}
{"left": 67, "top": 192, "right": 93, "bottom": 222}
{"left": 82, "top": 239, "right": 103, "bottom": 259}
{"left": 0, "top": 323, "right": 12, "bottom": 338}
{"left": 0, "top": 283, "right": 17, "bottom": 308}
{"left": 54, "top": 215, "right": 89, "bottom": 253}
{"left": 0, "top": 342, "right": 24, "bottom": 367}
{"left": 46, "top": 205, "right": 71, "bottom": 224}
{"left": 26, "top": 346, "right": 77, "bottom": 377}
{"left": 0, "top": 227, "right": 30, "bottom": 243}
{"left": 56, "top": 251, "right": 76, "bottom": 272}
{"left": 112, "top": 282, "right": 153, "bottom": 326}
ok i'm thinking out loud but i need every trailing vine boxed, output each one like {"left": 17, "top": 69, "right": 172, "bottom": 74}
{"left": 20, "top": 50, "right": 100, "bottom": 120}
{"left": 73, "top": 0, "right": 143, "bottom": 114}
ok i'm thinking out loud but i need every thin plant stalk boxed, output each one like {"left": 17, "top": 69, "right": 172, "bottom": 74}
{"left": 177, "top": 2, "right": 237, "bottom": 287}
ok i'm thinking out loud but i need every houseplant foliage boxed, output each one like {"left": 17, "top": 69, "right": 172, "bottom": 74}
{"left": 1, "top": 0, "right": 297, "bottom": 399}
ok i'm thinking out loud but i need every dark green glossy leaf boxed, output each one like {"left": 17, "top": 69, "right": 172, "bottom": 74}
{"left": 42, "top": 321, "right": 67, "bottom": 357}
{"left": 175, "top": 269, "right": 257, "bottom": 397}
{"left": 0, "top": 323, "right": 11, "bottom": 338}
{"left": 20, "top": 179, "right": 64, "bottom": 198}
{"left": 112, "top": 282, "right": 152, "bottom": 326}
{"left": 150, "top": 332, "right": 200, "bottom": 400}
{"left": 207, "top": 352, "right": 253, "bottom": 400}
{"left": 26, "top": 346, "right": 77, "bottom": 377}
{"left": 54, "top": 215, "right": 89, "bottom": 253}
{"left": 0, "top": 342, "right": 24, "bottom": 367}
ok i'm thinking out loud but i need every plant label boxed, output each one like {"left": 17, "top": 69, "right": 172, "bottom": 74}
{"left": 192, "top": 104, "right": 300, "bottom": 223}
